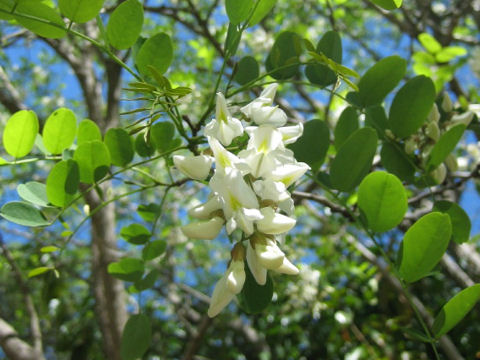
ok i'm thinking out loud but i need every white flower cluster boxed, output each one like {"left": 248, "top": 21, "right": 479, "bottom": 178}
{"left": 173, "top": 84, "right": 309, "bottom": 317}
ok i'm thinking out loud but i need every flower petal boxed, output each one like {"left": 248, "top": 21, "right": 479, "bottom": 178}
{"left": 246, "top": 242, "right": 267, "bottom": 285}
{"left": 256, "top": 207, "right": 296, "bottom": 235}
{"left": 173, "top": 154, "right": 213, "bottom": 180}
{"left": 181, "top": 217, "right": 224, "bottom": 240}
{"left": 208, "top": 275, "right": 235, "bottom": 317}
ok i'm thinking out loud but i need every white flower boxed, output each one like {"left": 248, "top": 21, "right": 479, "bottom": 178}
{"left": 270, "top": 161, "right": 310, "bottom": 187}
{"left": 181, "top": 216, "right": 224, "bottom": 240}
{"left": 208, "top": 136, "right": 249, "bottom": 174}
{"left": 253, "top": 179, "right": 290, "bottom": 203}
{"left": 173, "top": 154, "right": 213, "bottom": 180}
{"left": 256, "top": 207, "right": 296, "bottom": 235}
{"left": 240, "top": 84, "right": 287, "bottom": 127}
{"left": 209, "top": 168, "right": 262, "bottom": 234}
{"left": 207, "top": 275, "right": 235, "bottom": 317}
{"left": 278, "top": 122, "right": 304, "bottom": 144}
{"left": 188, "top": 195, "right": 223, "bottom": 219}
{"left": 204, "top": 92, "right": 243, "bottom": 146}
{"left": 246, "top": 241, "right": 267, "bottom": 285}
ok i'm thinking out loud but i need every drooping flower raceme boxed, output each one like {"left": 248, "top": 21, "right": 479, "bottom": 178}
{"left": 177, "top": 84, "right": 309, "bottom": 317}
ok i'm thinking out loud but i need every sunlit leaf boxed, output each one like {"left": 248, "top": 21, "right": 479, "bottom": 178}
{"left": 3, "top": 110, "right": 38, "bottom": 158}
{"left": 43, "top": 108, "right": 77, "bottom": 154}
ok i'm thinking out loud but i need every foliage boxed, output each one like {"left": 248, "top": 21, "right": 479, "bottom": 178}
{"left": 0, "top": 0, "right": 479, "bottom": 359}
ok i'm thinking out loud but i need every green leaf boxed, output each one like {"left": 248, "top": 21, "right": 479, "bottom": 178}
{"left": 142, "top": 240, "right": 167, "bottom": 261}
{"left": 334, "top": 107, "right": 358, "bottom": 149}
{"left": 358, "top": 171, "right": 407, "bottom": 232}
{"left": 398, "top": 212, "right": 451, "bottom": 283}
{"left": 15, "top": 0, "right": 66, "bottom": 39}
{"left": 248, "top": 0, "right": 275, "bottom": 27}
{"left": 224, "top": 23, "right": 242, "bottom": 56}
{"left": 266, "top": 31, "right": 302, "bottom": 80}
{"left": 418, "top": 33, "right": 442, "bottom": 54}
{"left": 358, "top": 56, "right": 407, "bottom": 107}
{"left": 134, "top": 132, "right": 155, "bottom": 157}
{"left": 226, "top": 0, "right": 254, "bottom": 25}
{"left": 426, "top": 124, "right": 466, "bottom": 171}
{"left": 137, "top": 203, "right": 161, "bottom": 222}
{"left": 388, "top": 75, "right": 436, "bottom": 138}
{"left": 3, "top": 110, "right": 38, "bottom": 158}
{"left": 365, "top": 105, "right": 389, "bottom": 139}
{"left": 40, "top": 246, "right": 60, "bottom": 253}
{"left": 239, "top": 264, "right": 273, "bottom": 314}
{"left": 435, "top": 46, "right": 467, "bottom": 63}
{"left": 42, "top": 108, "right": 77, "bottom": 154}
{"left": 288, "top": 120, "right": 329, "bottom": 172}
{"left": 0, "top": 0, "right": 15, "bottom": 20}
{"left": 0, "top": 201, "right": 50, "bottom": 227}
{"left": 104, "top": 128, "right": 134, "bottom": 167}
{"left": 120, "top": 224, "right": 151, "bottom": 245}
{"left": 77, "top": 119, "right": 102, "bottom": 144}
{"left": 380, "top": 142, "right": 415, "bottom": 183}
{"left": 432, "top": 284, "right": 480, "bottom": 338}
{"left": 433, "top": 201, "right": 471, "bottom": 244}
{"left": 73, "top": 140, "right": 111, "bottom": 184}
{"left": 305, "top": 31, "right": 342, "bottom": 87}
{"left": 234, "top": 56, "right": 259, "bottom": 85}
{"left": 108, "top": 258, "right": 144, "bottom": 282}
{"left": 46, "top": 160, "right": 80, "bottom": 207}
{"left": 107, "top": 0, "right": 143, "bottom": 50}
{"left": 17, "top": 182, "right": 49, "bottom": 207}
{"left": 28, "top": 266, "right": 53, "bottom": 278}
{"left": 132, "top": 269, "right": 159, "bottom": 292}
{"left": 150, "top": 122, "right": 176, "bottom": 153}
{"left": 120, "top": 314, "right": 151, "bottom": 360}
{"left": 58, "top": 0, "right": 104, "bottom": 23}
{"left": 370, "top": 0, "right": 402, "bottom": 10}
{"left": 135, "top": 33, "right": 173, "bottom": 77}
{"left": 330, "top": 128, "right": 378, "bottom": 192}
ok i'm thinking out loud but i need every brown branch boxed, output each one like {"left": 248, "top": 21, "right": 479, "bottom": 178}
{"left": 181, "top": 315, "right": 213, "bottom": 360}
{"left": 0, "top": 318, "right": 45, "bottom": 360}
{"left": 0, "top": 66, "right": 26, "bottom": 113}
{"left": 0, "top": 234, "right": 42, "bottom": 354}
{"left": 293, "top": 190, "right": 354, "bottom": 220}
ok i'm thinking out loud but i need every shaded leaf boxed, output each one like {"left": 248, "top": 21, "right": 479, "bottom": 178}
{"left": 120, "top": 314, "right": 151, "bottom": 360}
{"left": 46, "top": 160, "right": 80, "bottom": 207}
{"left": 334, "top": 106, "right": 358, "bottom": 149}
{"left": 120, "top": 224, "right": 151, "bottom": 245}
{"left": 234, "top": 56, "right": 259, "bottom": 85}
{"left": 108, "top": 258, "right": 144, "bottom": 282}
{"left": 266, "top": 31, "right": 302, "bottom": 80}
{"left": 426, "top": 124, "right": 466, "bottom": 171}
{"left": 433, "top": 201, "right": 471, "bottom": 244}
{"left": 0, "top": 201, "right": 50, "bottom": 227}
{"left": 248, "top": 0, "right": 275, "bottom": 27}
{"left": 142, "top": 240, "right": 167, "bottom": 261}
{"left": 104, "top": 128, "right": 134, "bottom": 166}
{"left": 17, "top": 182, "right": 49, "bottom": 207}
{"left": 239, "top": 264, "right": 273, "bottom": 314}
{"left": 73, "top": 140, "right": 111, "bottom": 184}
{"left": 226, "top": 0, "right": 254, "bottom": 25}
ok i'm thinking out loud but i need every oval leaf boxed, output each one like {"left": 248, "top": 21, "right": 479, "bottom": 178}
{"left": 17, "top": 182, "right": 49, "bottom": 207}
{"left": 15, "top": 1, "right": 66, "bottom": 39}
{"left": 305, "top": 31, "right": 342, "bottom": 87}
{"left": 248, "top": 0, "right": 275, "bottom": 27}
{"left": 226, "top": 0, "right": 254, "bottom": 25}
{"left": 239, "top": 264, "right": 273, "bottom": 314}
{"left": 43, "top": 108, "right": 77, "bottom": 154}
{"left": 398, "top": 212, "right": 451, "bottom": 283}
{"left": 3, "top": 110, "right": 38, "bottom": 158}
{"left": 108, "top": 258, "right": 144, "bottom": 282}
{"left": 77, "top": 119, "right": 102, "bottom": 144}
{"left": 135, "top": 33, "right": 173, "bottom": 77}
{"left": 120, "top": 224, "right": 151, "bottom": 245}
{"left": 330, "top": 127, "right": 378, "bottom": 192}
{"left": 234, "top": 56, "right": 259, "bottom": 85}
{"left": 358, "top": 56, "right": 406, "bottom": 107}
{"left": 150, "top": 122, "right": 176, "bottom": 153}
{"left": 120, "top": 314, "right": 151, "bottom": 360}
{"left": 28, "top": 266, "right": 53, "bottom": 278}
{"left": 0, "top": 201, "right": 50, "bottom": 227}
{"left": 427, "top": 124, "right": 466, "bottom": 170}
{"left": 135, "top": 132, "right": 155, "bottom": 157}
{"left": 288, "top": 120, "right": 329, "bottom": 172}
{"left": 59, "top": 0, "right": 104, "bottom": 23}
{"left": 142, "top": 240, "right": 167, "bottom": 261}
{"left": 107, "top": 0, "right": 143, "bottom": 50}
{"left": 432, "top": 284, "right": 480, "bottom": 338}
{"left": 358, "top": 171, "right": 407, "bottom": 232}
{"left": 104, "top": 128, "right": 134, "bottom": 166}
{"left": 433, "top": 201, "right": 471, "bottom": 244}
{"left": 266, "top": 31, "right": 302, "bottom": 80}
{"left": 334, "top": 106, "right": 358, "bottom": 150}
{"left": 47, "top": 160, "right": 80, "bottom": 207}
{"left": 388, "top": 75, "right": 436, "bottom": 138}
{"left": 370, "top": 0, "right": 402, "bottom": 10}
{"left": 380, "top": 142, "right": 415, "bottom": 183}
{"left": 73, "top": 140, "right": 111, "bottom": 184}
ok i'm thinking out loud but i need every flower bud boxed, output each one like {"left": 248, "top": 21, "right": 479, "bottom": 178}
{"left": 430, "top": 163, "right": 447, "bottom": 184}
{"left": 188, "top": 196, "right": 223, "bottom": 219}
{"left": 173, "top": 154, "right": 213, "bottom": 180}
{"left": 450, "top": 111, "right": 474, "bottom": 127}
{"left": 445, "top": 154, "right": 458, "bottom": 172}
{"left": 425, "top": 121, "right": 440, "bottom": 142}
{"left": 442, "top": 93, "right": 453, "bottom": 112}
{"left": 181, "top": 216, "right": 224, "bottom": 240}
{"left": 256, "top": 207, "right": 296, "bottom": 235}
{"left": 427, "top": 103, "right": 440, "bottom": 123}
{"left": 404, "top": 138, "right": 417, "bottom": 155}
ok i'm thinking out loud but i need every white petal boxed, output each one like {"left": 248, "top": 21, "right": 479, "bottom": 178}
{"left": 274, "top": 256, "right": 299, "bottom": 275}
{"left": 256, "top": 207, "right": 296, "bottom": 235}
{"left": 279, "top": 122, "right": 304, "bottom": 145}
{"left": 180, "top": 217, "right": 224, "bottom": 240}
{"left": 247, "top": 125, "right": 284, "bottom": 153}
{"left": 226, "top": 260, "right": 245, "bottom": 294}
{"left": 255, "top": 238, "right": 285, "bottom": 270}
{"left": 253, "top": 179, "right": 290, "bottom": 202}
{"left": 271, "top": 162, "right": 310, "bottom": 187}
{"left": 259, "top": 83, "right": 278, "bottom": 102}
{"left": 246, "top": 242, "right": 267, "bottom": 285}
{"left": 188, "top": 196, "right": 223, "bottom": 219}
{"left": 173, "top": 154, "right": 213, "bottom": 180}
{"left": 208, "top": 275, "right": 235, "bottom": 317}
